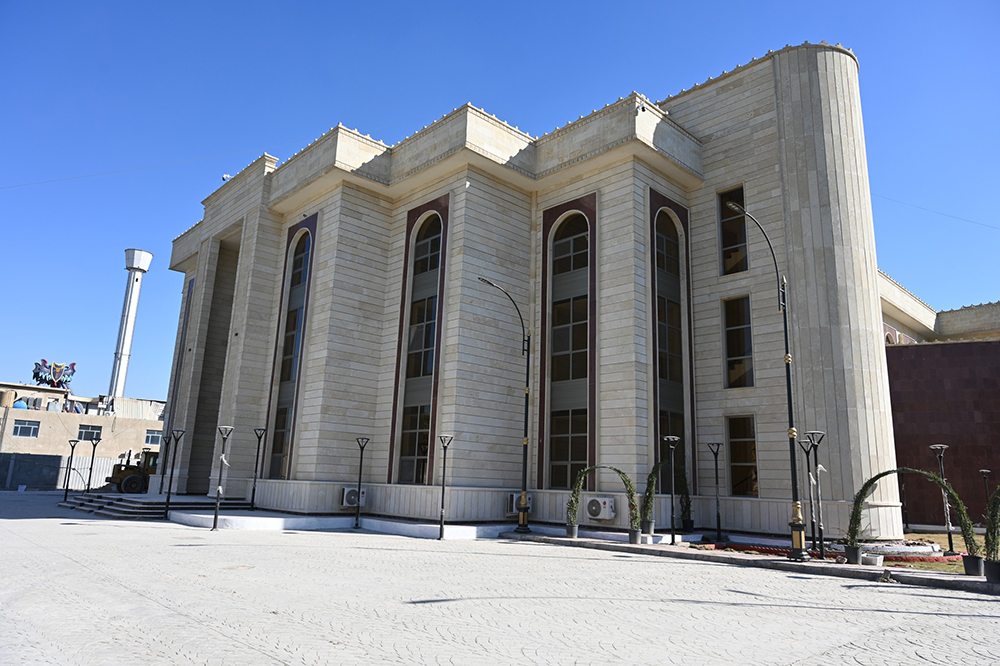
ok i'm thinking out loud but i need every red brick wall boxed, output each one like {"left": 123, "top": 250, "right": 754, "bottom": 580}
{"left": 887, "top": 340, "right": 1000, "bottom": 528}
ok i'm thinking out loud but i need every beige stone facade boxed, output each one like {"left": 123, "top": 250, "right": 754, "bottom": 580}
{"left": 161, "top": 43, "right": 908, "bottom": 539}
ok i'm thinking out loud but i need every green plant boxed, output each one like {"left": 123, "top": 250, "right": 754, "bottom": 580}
{"left": 566, "top": 465, "right": 598, "bottom": 526}
{"left": 640, "top": 461, "right": 670, "bottom": 523}
{"left": 677, "top": 467, "right": 692, "bottom": 521}
{"left": 846, "top": 467, "right": 979, "bottom": 556}
{"left": 985, "top": 487, "right": 1000, "bottom": 561}
{"left": 606, "top": 465, "right": 641, "bottom": 532}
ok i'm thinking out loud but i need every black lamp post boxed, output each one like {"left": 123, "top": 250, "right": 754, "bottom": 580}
{"left": 164, "top": 428, "right": 185, "bottom": 520}
{"left": 157, "top": 432, "right": 172, "bottom": 496}
{"left": 251, "top": 428, "right": 266, "bottom": 510}
{"left": 708, "top": 442, "right": 723, "bottom": 543}
{"left": 797, "top": 437, "right": 817, "bottom": 550}
{"left": 663, "top": 436, "right": 680, "bottom": 545}
{"left": 85, "top": 437, "right": 101, "bottom": 493}
{"left": 726, "top": 201, "right": 807, "bottom": 561}
{"left": 478, "top": 277, "right": 532, "bottom": 534}
{"left": 981, "top": 469, "right": 991, "bottom": 513}
{"left": 930, "top": 443, "right": 956, "bottom": 555}
{"left": 212, "top": 426, "right": 234, "bottom": 531}
{"left": 804, "top": 431, "right": 826, "bottom": 559}
{"left": 63, "top": 439, "right": 79, "bottom": 502}
{"left": 438, "top": 434, "right": 453, "bottom": 540}
{"left": 354, "top": 437, "right": 369, "bottom": 529}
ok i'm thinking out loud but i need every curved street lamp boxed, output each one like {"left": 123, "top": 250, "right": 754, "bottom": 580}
{"left": 726, "top": 201, "right": 807, "bottom": 561}
{"left": 478, "top": 276, "right": 532, "bottom": 534}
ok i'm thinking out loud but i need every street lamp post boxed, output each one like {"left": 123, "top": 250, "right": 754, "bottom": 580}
{"left": 798, "top": 437, "right": 817, "bottom": 550}
{"left": 478, "top": 276, "right": 531, "bottom": 534}
{"left": 663, "top": 436, "right": 680, "bottom": 545}
{"left": 438, "top": 434, "right": 453, "bottom": 540}
{"left": 930, "top": 443, "right": 956, "bottom": 555}
{"left": 212, "top": 426, "right": 234, "bottom": 531}
{"left": 251, "top": 428, "right": 266, "bottom": 510}
{"left": 726, "top": 201, "right": 807, "bottom": 561}
{"left": 354, "top": 437, "right": 369, "bottom": 529}
{"left": 164, "top": 429, "right": 185, "bottom": 520}
{"left": 804, "top": 431, "right": 826, "bottom": 559}
{"left": 85, "top": 437, "right": 101, "bottom": 493}
{"left": 63, "top": 439, "right": 79, "bottom": 502}
{"left": 981, "top": 470, "right": 992, "bottom": 513}
{"left": 708, "top": 442, "right": 723, "bottom": 543}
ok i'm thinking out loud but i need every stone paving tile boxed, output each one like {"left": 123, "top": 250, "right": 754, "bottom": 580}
{"left": 2, "top": 492, "right": 1000, "bottom": 665}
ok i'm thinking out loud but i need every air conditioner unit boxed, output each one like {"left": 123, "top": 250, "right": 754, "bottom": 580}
{"left": 585, "top": 496, "right": 616, "bottom": 520}
{"left": 341, "top": 487, "right": 366, "bottom": 508}
{"left": 504, "top": 492, "right": 533, "bottom": 516}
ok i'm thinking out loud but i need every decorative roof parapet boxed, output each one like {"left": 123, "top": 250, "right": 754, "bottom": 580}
{"left": 656, "top": 41, "right": 857, "bottom": 106}
{"left": 878, "top": 269, "right": 936, "bottom": 312}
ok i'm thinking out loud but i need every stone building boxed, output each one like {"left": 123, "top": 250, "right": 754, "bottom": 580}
{"left": 157, "top": 42, "right": 907, "bottom": 539}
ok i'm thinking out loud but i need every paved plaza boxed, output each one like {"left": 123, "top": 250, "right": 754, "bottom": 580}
{"left": 2, "top": 492, "right": 999, "bottom": 665}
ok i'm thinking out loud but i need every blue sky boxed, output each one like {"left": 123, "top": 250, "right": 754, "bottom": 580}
{"left": 2, "top": 1, "right": 997, "bottom": 401}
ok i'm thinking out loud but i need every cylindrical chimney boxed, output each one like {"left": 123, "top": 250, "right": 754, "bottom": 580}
{"left": 108, "top": 249, "right": 153, "bottom": 398}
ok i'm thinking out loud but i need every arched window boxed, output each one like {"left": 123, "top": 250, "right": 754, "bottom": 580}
{"left": 399, "top": 213, "right": 443, "bottom": 484}
{"left": 548, "top": 213, "right": 590, "bottom": 489}
{"left": 270, "top": 231, "right": 312, "bottom": 479}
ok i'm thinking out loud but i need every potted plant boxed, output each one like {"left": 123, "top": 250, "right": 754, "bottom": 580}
{"left": 565, "top": 465, "right": 597, "bottom": 538}
{"left": 607, "top": 466, "right": 641, "bottom": 544}
{"left": 640, "top": 461, "right": 669, "bottom": 535}
{"left": 846, "top": 467, "right": 981, "bottom": 568}
{"left": 984, "top": 487, "right": 1000, "bottom": 583}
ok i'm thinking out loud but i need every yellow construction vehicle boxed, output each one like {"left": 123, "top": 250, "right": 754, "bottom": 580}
{"left": 106, "top": 447, "right": 159, "bottom": 493}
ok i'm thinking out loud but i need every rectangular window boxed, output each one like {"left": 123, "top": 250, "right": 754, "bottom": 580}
{"left": 78, "top": 424, "right": 102, "bottom": 441}
{"left": 268, "top": 407, "right": 290, "bottom": 479}
{"left": 551, "top": 295, "right": 588, "bottom": 381}
{"left": 724, "top": 296, "right": 754, "bottom": 388}
{"left": 728, "top": 416, "right": 758, "bottom": 496}
{"left": 13, "top": 420, "right": 40, "bottom": 438}
{"left": 549, "top": 408, "right": 588, "bottom": 489}
{"left": 398, "top": 405, "right": 431, "bottom": 484}
{"left": 406, "top": 296, "right": 437, "bottom": 378}
{"left": 280, "top": 308, "right": 303, "bottom": 383}
{"left": 145, "top": 430, "right": 162, "bottom": 447}
{"left": 657, "top": 296, "right": 682, "bottom": 382}
{"left": 719, "top": 188, "right": 747, "bottom": 275}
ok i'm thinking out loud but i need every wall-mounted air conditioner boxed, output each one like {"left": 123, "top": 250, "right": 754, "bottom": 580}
{"left": 504, "top": 492, "right": 533, "bottom": 516}
{"left": 341, "top": 487, "right": 366, "bottom": 508}
{"left": 586, "top": 496, "right": 616, "bottom": 520}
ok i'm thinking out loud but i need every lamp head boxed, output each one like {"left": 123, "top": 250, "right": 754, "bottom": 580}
{"left": 707, "top": 442, "right": 722, "bottom": 455}
{"left": 91, "top": 437, "right": 101, "bottom": 446}
{"left": 804, "top": 431, "right": 826, "bottom": 448}
{"left": 725, "top": 201, "right": 745, "bottom": 214}
{"left": 929, "top": 443, "right": 949, "bottom": 453}
{"left": 438, "top": 434, "right": 453, "bottom": 449}
{"left": 357, "top": 437, "right": 370, "bottom": 450}
{"left": 662, "top": 435, "right": 680, "bottom": 449}
{"left": 478, "top": 277, "right": 499, "bottom": 290}
{"left": 980, "top": 469, "right": 991, "bottom": 475}
{"left": 171, "top": 429, "right": 186, "bottom": 441}
{"left": 161, "top": 433, "right": 172, "bottom": 446}
{"left": 217, "top": 426, "right": 234, "bottom": 439}
{"left": 254, "top": 427, "right": 267, "bottom": 440}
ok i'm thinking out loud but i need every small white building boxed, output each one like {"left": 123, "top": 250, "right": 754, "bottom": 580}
{"left": 159, "top": 42, "right": 908, "bottom": 539}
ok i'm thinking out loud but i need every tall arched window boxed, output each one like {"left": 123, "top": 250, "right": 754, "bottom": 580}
{"left": 549, "top": 213, "right": 589, "bottom": 489}
{"left": 270, "top": 231, "right": 312, "bottom": 479}
{"left": 399, "top": 213, "right": 443, "bottom": 484}
{"left": 653, "top": 209, "right": 685, "bottom": 490}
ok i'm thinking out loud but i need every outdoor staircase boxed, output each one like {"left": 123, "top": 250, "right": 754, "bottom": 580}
{"left": 59, "top": 493, "right": 251, "bottom": 520}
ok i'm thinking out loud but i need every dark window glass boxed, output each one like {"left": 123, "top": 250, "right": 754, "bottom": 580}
{"left": 551, "top": 296, "right": 588, "bottom": 381}
{"left": 655, "top": 211, "right": 680, "bottom": 277}
{"left": 658, "top": 411, "right": 685, "bottom": 491}
{"left": 399, "top": 405, "right": 431, "bottom": 484}
{"left": 413, "top": 215, "right": 442, "bottom": 276}
{"left": 724, "top": 296, "right": 753, "bottom": 388}
{"left": 549, "top": 408, "right": 588, "bottom": 490}
{"left": 657, "top": 297, "right": 683, "bottom": 383}
{"left": 728, "top": 416, "right": 757, "bottom": 496}
{"left": 719, "top": 188, "right": 747, "bottom": 275}
{"left": 406, "top": 296, "right": 437, "bottom": 378}
{"left": 290, "top": 234, "right": 312, "bottom": 287}
{"left": 553, "top": 214, "right": 589, "bottom": 276}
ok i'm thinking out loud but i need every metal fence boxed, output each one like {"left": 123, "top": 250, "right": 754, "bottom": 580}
{"left": 0, "top": 453, "right": 120, "bottom": 491}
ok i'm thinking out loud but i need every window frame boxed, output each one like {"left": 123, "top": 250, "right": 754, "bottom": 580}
{"left": 727, "top": 415, "right": 758, "bottom": 497}
{"left": 719, "top": 187, "right": 748, "bottom": 276}
{"left": 77, "top": 424, "right": 103, "bottom": 441}
{"left": 723, "top": 295, "right": 754, "bottom": 389}
{"left": 12, "top": 419, "right": 40, "bottom": 438}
